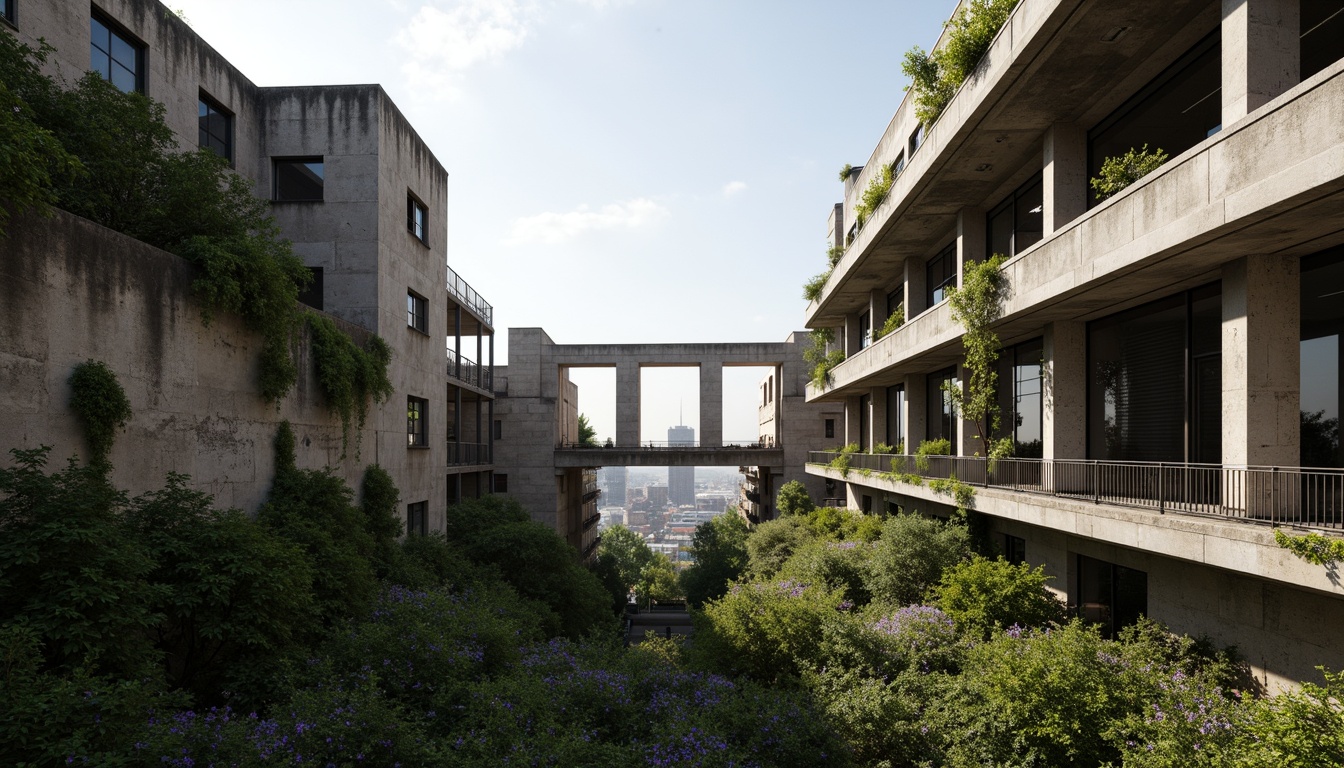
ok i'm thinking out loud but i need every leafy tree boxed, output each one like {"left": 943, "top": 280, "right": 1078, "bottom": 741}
{"left": 864, "top": 513, "right": 970, "bottom": 607}
{"left": 360, "top": 464, "right": 403, "bottom": 578}
{"left": 680, "top": 513, "right": 751, "bottom": 607}
{"left": 597, "top": 523, "right": 655, "bottom": 596}
{"left": 944, "top": 253, "right": 1011, "bottom": 458}
{"left": 639, "top": 552, "right": 683, "bottom": 607}
{"left": 1235, "top": 667, "right": 1344, "bottom": 766}
{"left": 0, "top": 36, "right": 81, "bottom": 238}
{"left": 775, "top": 479, "right": 815, "bottom": 517}
{"left": 932, "top": 556, "right": 1065, "bottom": 638}
{"left": 746, "top": 516, "right": 814, "bottom": 579}
{"left": 577, "top": 413, "right": 598, "bottom": 447}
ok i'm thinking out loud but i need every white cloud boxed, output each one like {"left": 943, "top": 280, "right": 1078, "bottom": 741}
{"left": 722, "top": 180, "right": 747, "bottom": 198}
{"left": 503, "top": 198, "right": 670, "bottom": 245}
{"left": 396, "top": 0, "right": 539, "bottom": 97}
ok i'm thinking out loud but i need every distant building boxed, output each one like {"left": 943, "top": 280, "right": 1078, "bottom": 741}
{"left": 667, "top": 425, "right": 696, "bottom": 506}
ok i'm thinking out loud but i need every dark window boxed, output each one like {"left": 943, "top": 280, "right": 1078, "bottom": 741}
{"left": 909, "top": 124, "right": 925, "bottom": 156}
{"left": 90, "top": 13, "right": 144, "bottom": 93}
{"left": 493, "top": 419, "right": 503, "bottom": 440}
{"left": 1076, "top": 554, "right": 1147, "bottom": 639}
{"left": 2, "top": 0, "right": 15, "bottom": 26}
{"left": 407, "top": 396, "right": 428, "bottom": 447}
{"left": 861, "top": 495, "right": 873, "bottom": 513}
{"left": 926, "top": 244, "right": 957, "bottom": 308}
{"left": 407, "top": 501, "right": 427, "bottom": 536}
{"left": 1088, "top": 32, "right": 1221, "bottom": 206}
{"left": 1088, "top": 284, "right": 1221, "bottom": 462}
{"left": 858, "top": 394, "right": 871, "bottom": 452}
{"left": 996, "top": 338, "right": 1044, "bottom": 458}
{"left": 297, "top": 267, "right": 323, "bottom": 311}
{"left": 886, "top": 384, "right": 906, "bottom": 451}
{"left": 1302, "top": 0, "right": 1344, "bottom": 81}
{"left": 891, "top": 150, "right": 906, "bottom": 177}
{"left": 927, "top": 367, "right": 958, "bottom": 453}
{"left": 859, "top": 311, "right": 872, "bottom": 349}
{"left": 886, "top": 288, "right": 903, "bottom": 319}
{"left": 986, "top": 172, "right": 1044, "bottom": 258}
{"left": 407, "top": 291, "right": 427, "bottom": 333}
{"left": 198, "top": 93, "right": 233, "bottom": 162}
{"left": 1005, "top": 535, "right": 1027, "bottom": 565}
{"left": 825, "top": 418, "right": 835, "bottom": 439}
{"left": 1301, "top": 246, "right": 1344, "bottom": 468}
{"left": 273, "top": 158, "right": 324, "bottom": 201}
{"left": 408, "top": 194, "right": 428, "bottom": 243}
{"left": 494, "top": 474, "right": 508, "bottom": 493}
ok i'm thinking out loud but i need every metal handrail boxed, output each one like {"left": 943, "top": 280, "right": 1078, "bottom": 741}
{"left": 446, "top": 348, "right": 493, "bottom": 391}
{"left": 807, "top": 451, "right": 1344, "bottom": 530}
{"left": 446, "top": 266, "right": 493, "bottom": 325}
{"left": 447, "top": 441, "right": 491, "bottom": 466}
{"left": 558, "top": 440, "right": 774, "bottom": 449}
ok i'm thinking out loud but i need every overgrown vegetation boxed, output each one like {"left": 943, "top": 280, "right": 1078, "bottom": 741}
{"left": 597, "top": 524, "right": 682, "bottom": 609}
{"left": 776, "top": 479, "right": 817, "bottom": 517}
{"left": 803, "top": 267, "right": 833, "bottom": 302}
{"left": 803, "top": 327, "right": 846, "bottom": 388}
{"left": 577, "top": 413, "right": 599, "bottom": 447}
{"left": 67, "top": 360, "right": 132, "bottom": 465}
{"left": 945, "top": 253, "right": 1012, "bottom": 458}
{"left": 853, "top": 162, "right": 895, "bottom": 229}
{"left": 872, "top": 303, "right": 905, "bottom": 341}
{"left": 1274, "top": 528, "right": 1344, "bottom": 567}
{"left": 838, "top": 163, "right": 854, "bottom": 182}
{"left": 306, "top": 315, "right": 393, "bottom": 455}
{"left": 1091, "top": 144, "right": 1170, "bottom": 202}
{"left": 0, "top": 32, "right": 388, "bottom": 411}
{"left": 901, "top": 0, "right": 1020, "bottom": 125}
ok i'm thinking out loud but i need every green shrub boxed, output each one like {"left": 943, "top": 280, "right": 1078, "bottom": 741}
{"left": 853, "top": 162, "right": 894, "bottom": 228}
{"left": 915, "top": 437, "right": 952, "bottom": 472}
{"left": 775, "top": 479, "right": 816, "bottom": 517}
{"left": 864, "top": 513, "right": 970, "bottom": 608}
{"left": 67, "top": 360, "right": 132, "bottom": 465}
{"left": 1090, "top": 144, "right": 1169, "bottom": 201}
{"left": 932, "top": 556, "right": 1065, "bottom": 638}
{"left": 693, "top": 579, "right": 846, "bottom": 682}
{"left": 901, "top": 0, "right": 1020, "bottom": 125}
{"left": 1235, "top": 666, "right": 1344, "bottom": 767}
{"left": 360, "top": 464, "right": 403, "bottom": 577}
{"left": 778, "top": 539, "right": 874, "bottom": 605}
{"left": 802, "top": 269, "right": 832, "bottom": 302}
{"left": 746, "top": 516, "right": 815, "bottom": 579}
{"left": 873, "top": 304, "right": 905, "bottom": 342}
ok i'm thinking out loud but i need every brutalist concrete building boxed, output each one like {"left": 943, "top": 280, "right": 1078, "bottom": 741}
{"left": 1, "top": 0, "right": 494, "bottom": 533}
{"left": 804, "top": 0, "right": 1344, "bottom": 690}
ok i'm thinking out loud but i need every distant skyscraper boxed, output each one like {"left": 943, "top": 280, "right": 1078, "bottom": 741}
{"left": 668, "top": 425, "right": 695, "bottom": 507}
{"left": 602, "top": 466, "right": 628, "bottom": 510}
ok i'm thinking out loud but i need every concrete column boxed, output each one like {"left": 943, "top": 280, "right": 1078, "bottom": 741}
{"left": 616, "top": 361, "right": 641, "bottom": 447}
{"left": 906, "top": 257, "right": 928, "bottom": 317}
{"left": 700, "top": 361, "right": 723, "bottom": 447}
{"left": 453, "top": 305, "right": 462, "bottom": 377}
{"left": 957, "top": 364, "right": 978, "bottom": 456}
{"left": 1043, "top": 321, "right": 1087, "bottom": 460}
{"left": 870, "top": 386, "right": 888, "bottom": 449}
{"left": 844, "top": 395, "right": 863, "bottom": 447}
{"left": 1043, "top": 123, "right": 1087, "bottom": 234}
{"left": 1222, "top": 0, "right": 1299, "bottom": 125}
{"left": 772, "top": 364, "right": 783, "bottom": 444}
{"left": 906, "top": 373, "right": 927, "bottom": 450}
{"left": 957, "top": 206, "right": 987, "bottom": 280}
{"left": 1222, "top": 255, "right": 1300, "bottom": 468}
{"left": 868, "top": 289, "right": 885, "bottom": 343}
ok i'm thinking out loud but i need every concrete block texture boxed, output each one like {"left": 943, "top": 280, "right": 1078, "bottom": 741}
{"left": 1221, "top": 0, "right": 1300, "bottom": 124}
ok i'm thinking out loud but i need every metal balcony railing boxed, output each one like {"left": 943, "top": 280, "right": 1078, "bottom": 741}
{"left": 446, "top": 348, "right": 493, "bottom": 391}
{"left": 447, "top": 441, "right": 491, "bottom": 466}
{"left": 557, "top": 440, "right": 774, "bottom": 449}
{"left": 807, "top": 452, "right": 1344, "bottom": 530}
{"left": 446, "top": 266, "right": 492, "bottom": 325}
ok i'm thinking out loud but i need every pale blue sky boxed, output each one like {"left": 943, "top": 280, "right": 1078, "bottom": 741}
{"left": 171, "top": 0, "right": 958, "bottom": 441}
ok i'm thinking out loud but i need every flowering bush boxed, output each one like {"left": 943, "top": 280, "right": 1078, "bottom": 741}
{"left": 693, "top": 580, "right": 846, "bottom": 682}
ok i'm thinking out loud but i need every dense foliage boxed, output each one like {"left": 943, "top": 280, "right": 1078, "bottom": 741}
{"left": 1091, "top": 144, "right": 1170, "bottom": 202}
{"left": 67, "top": 360, "right": 132, "bottom": 466}
{"left": 902, "top": 0, "right": 1020, "bottom": 125}
{"left": 679, "top": 512, "right": 750, "bottom": 607}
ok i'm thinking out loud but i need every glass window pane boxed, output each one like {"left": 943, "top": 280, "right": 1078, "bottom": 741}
{"left": 1014, "top": 176, "right": 1044, "bottom": 252}
{"left": 110, "top": 33, "right": 136, "bottom": 69}
{"left": 275, "top": 160, "right": 324, "bottom": 201}
{"left": 988, "top": 203, "right": 1013, "bottom": 259}
{"left": 1301, "top": 247, "right": 1344, "bottom": 468}
{"left": 91, "top": 46, "right": 110, "bottom": 79}
{"left": 91, "top": 17, "right": 108, "bottom": 49}
{"left": 111, "top": 62, "right": 136, "bottom": 93}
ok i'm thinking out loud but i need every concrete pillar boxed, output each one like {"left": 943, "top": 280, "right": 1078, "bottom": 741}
{"left": 1222, "top": 0, "right": 1299, "bottom": 125}
{"left": 1043, "top": 321, "right": 1087, "bottom": 460}
{"left": 616, "top": 361, "right": 641, "bottom": 447}
{"left": 1222, "top": 255, "right": 1300, "bottom": 468}
{"left": 957, "top": 364, "right": 978, "bottom": 457}
{"left": 772, "top": 364, "right": 783, "bottom": 444}
{"left": 906, "top": 257, "right": 928, "bottom": 317}
{"left": 844, "top": 395, "right": 863, "bottom": 448}
{"left": 868, "top": 289, "right": 884, "bottom": 343}
{"left": 906, "top": 373, "right": 927, "bottom": 451}
{"left": 700, "top": 361, "right": 723, "bottom": 447}
{"left": 1043, "top": 123, "right": 1087, "bottom": 234}
{"left": 957, "top": 206, "right": 987, "bottom": 279}
{"left": 870, "top": 386, "right": 888, "bottom": 449}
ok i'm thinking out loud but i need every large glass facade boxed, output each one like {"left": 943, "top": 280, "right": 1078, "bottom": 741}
{"left": 1303, "top": 0, "right": 1344, "bottom": 81}
{"left": 887, "top": 384, "right": 906, "bottom": 452}
{"left": 1087, "top": 285, "right": 1221, "bottom": 462}
{"left": 927, "top": 368, "right": 958, "bottom": 454}
{"left": 1088, "top": 32, "right": 1221, "bottom": 207}
{"left": 996, "top": 338, "right": 1044, "bottom": 458}
{"left": 1301, "top": 247, "right": 1344, "bottom": 468}
{"left": 987, "top": 173, "right": 1044, "bottom": 259}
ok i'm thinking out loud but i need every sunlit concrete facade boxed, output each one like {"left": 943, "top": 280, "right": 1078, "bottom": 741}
{"left": 804, "top": 0, "right": 1344, "bottom": 691}
{"left": 2, "top": 0, "right": 494, "bottom": 533}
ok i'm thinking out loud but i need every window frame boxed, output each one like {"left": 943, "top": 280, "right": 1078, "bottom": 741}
{"left": 926, "top": 243, "right": 957, "bottom": 309}
{"left": 198, "top": 91, "right": 234, "bottom": 164}
{"left": 407, "top": 396, "right": 428, "bottom": 448}
{"left": 407, "top": 193, "right": 429, "bottom": 245}
{"left": 90, "top": 11, "right": 145, "bottom": 94}
{"left": 824, "top": 418, "right": 835, "bottom": 440}
{"left": 407, "top": 290, "right": 428, "bottom": 334}
{"left": 406, "top": 501, "right": 428, "bottom": 536}
{"left": 272, "top": 157, "right": 325, "bottom": 202}
{"left": 2, "top": 0, "right": 16, "bottom": 27}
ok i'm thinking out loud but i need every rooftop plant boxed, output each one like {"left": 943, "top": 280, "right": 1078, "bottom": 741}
{"left": 1090, "top": 144, "right": 1170, "bottom": 202}
{"left": 902, "top": 0, "right": 1020, "bottom": 126}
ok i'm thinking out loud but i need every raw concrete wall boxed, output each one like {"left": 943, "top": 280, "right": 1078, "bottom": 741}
{"left": 0, "top": 209, "right": 371, "bottom": 511}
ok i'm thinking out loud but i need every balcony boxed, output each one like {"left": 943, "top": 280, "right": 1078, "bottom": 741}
{"left": 808, "top": 451, "right": 1344, "bottom": 530}
{"left": 447, "top": 265, "right": 493, "bottom": 326}
{"left": 447, "top": 441, "right": 491, "bottom": 466}
{"left": 446, "top": 348, "right": 493, "bottom": 391}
